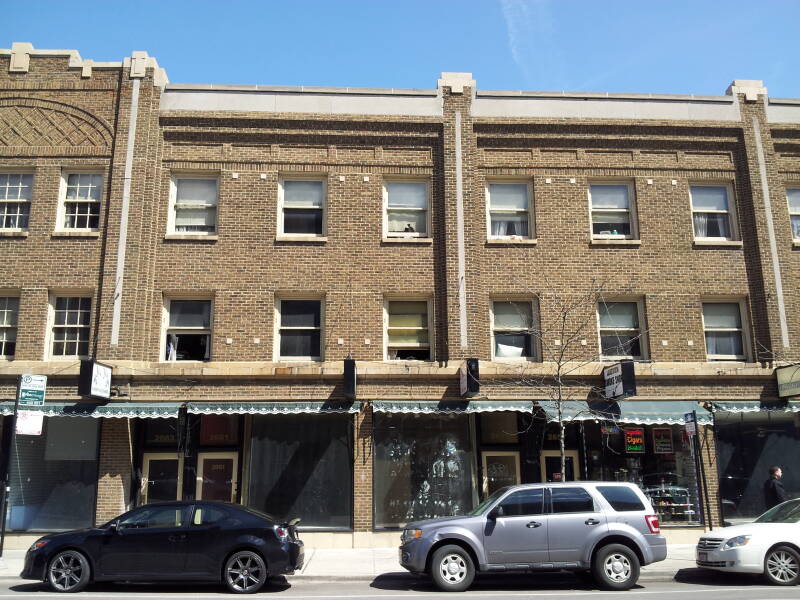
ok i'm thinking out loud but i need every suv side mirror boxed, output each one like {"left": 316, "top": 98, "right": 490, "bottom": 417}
{"left": 488, "top": 506, "right": 504, "bottom": 520}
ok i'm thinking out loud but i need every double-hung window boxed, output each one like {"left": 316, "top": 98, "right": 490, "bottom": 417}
{"left": 165, "top": 300, "right": 212, "bottom": 361}
{"left": 690, "top": 185, "right": 736, "bottom": 241}
{"left": 277, "top": 300, "right": 322, "bottom": 361}
{"left": 589, "top": 183, "right": 635, "bottom": 239}
{"left": 597, "top": 301, "right": 644, "bottom": 359}
{"left": 279, "top": 178, "right": 325, "bottom": 236}
{"left": 0, "top": 174, "right": 32, "bottom": 230}
{"left": 51, "top": 296, "right": 91, "bottom": 358}
{"left": 386, "top": 300, "right": 431, "bottom": 360}
{"left": 487, "top": 183, "right": 532, "bottom": 238}
{"left": 702, "top": 302, "right": 746, "bottom": 360}
{"left": 492, "top": 300, "right": 535, "bottom": 359}
{"left": 787, "top": 188, "right": 800, "bottom": 240}
{"left": 170, "top": 177, "right": 218, "bottom": 235}
{"left": 0, "top": 297, "right": 19, "bottom": 358}
{"left": 384, "top": 181, "right": 429, "bottom": 238}
{"left": 60, "top": 173, "right": 102, "bottom": 230}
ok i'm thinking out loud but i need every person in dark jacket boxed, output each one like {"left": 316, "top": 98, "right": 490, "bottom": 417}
{"left": 763, "top": 466, "right": 788, "bottom": 509}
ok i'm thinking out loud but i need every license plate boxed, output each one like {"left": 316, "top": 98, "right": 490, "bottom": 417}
{"left": 699, "top": 552, "right": 707, "bottom": 561}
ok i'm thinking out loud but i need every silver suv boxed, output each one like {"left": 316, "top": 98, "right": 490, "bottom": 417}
{"left": 399, "top": 482, "right": 666, "bottom": 592}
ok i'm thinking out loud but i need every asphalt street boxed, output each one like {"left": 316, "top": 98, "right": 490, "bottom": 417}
{"left": 0, "top": 570, "right": 797, "bottom": 599}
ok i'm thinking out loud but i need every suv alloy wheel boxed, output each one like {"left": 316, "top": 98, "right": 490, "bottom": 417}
{"left": 430, "top": 544, "right": 475, "bottom": 592}
{"left": 592, "top": 543, "right": 640, "bottom": 590}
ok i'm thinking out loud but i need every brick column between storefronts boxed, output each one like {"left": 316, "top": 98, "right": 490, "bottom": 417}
{"left": 353, "top": 406, "right": 373, "bottom": 532}
{"left": 95, "top": 418, "right": 133, "bottom": 524}
{"left": 699, "top": 424, "right": 721, "bottom": 529}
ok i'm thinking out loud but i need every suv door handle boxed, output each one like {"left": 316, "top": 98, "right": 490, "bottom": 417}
{"left": 585, "top": 518, "right": 600, "bottom": 525}
{"left": 526, "top": 521, "right": 542, "bottom": 528}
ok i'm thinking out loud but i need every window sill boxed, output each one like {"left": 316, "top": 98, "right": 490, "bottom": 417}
{"left": 0, "top": 230, "right": 29, "bottom": 238}
{"left": 486, "top": 238, "right": 538, "bottom": 246}
{"left": 693, "top": 239, "right": 743, "bottom": 248}
{"left": 164, "top": 234, "right": 219, "bottom": 241}
{"left": 275, "top": 235, "right": 328, "bottom": 243}
{"left": 382, "top": 237, "right": 433, "bottom": 245}
{"left": 590, "top": 239, "right": 641, "bottom": 246}
{"left": 51, "top": 231, "right": 101, "bottom": 238}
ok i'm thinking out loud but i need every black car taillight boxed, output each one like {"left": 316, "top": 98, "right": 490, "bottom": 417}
{"left": 274, "top": 525, "right": 290, "bottom": 541}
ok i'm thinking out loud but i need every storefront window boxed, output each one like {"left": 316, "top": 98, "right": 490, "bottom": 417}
{"left": 715, "top": 411, "right": 800, "bottom": 524}
{"left": 247, "top": 414, "right": 352, "bottom": 530}
{"left": 8, "top": 417, "right": 100, "bottom": 531}
{"left": 199, "top": 415, "right": 239, "bottom": 446}
{"left": 373, "top": 413, "right": 476, "bottom": 528}
{"left": 143, "top": 418, "right": 179, "bottom": 447}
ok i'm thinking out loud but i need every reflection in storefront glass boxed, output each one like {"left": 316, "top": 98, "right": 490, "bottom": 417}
{"left": 373, "top": 413, "right": 476, "bottom": 528}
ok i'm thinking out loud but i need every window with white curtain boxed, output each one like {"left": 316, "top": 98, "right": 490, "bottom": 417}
{"left": 51, "top": 296, "right": 91, "bottom": 358}
{"left": 590, "top": 183, "right": 635, "bottom": 238}
{"left": 787, "top": 188, "right": 800, "bottom": 240}
{"left": 277, "top": 299, "right": 322, "bottom": 361}
{"left": 0, "top": 297, "right": 19, "bottom": 358}
{"left": 702, "top": 302, "right": 746, "bottom": 360}
{"left": 279, "top": 178, "right": 325, "bottom": 236}
{"left": 386, "top": 300, "right": 431, "bottom": 360}
{"left": 59, "top": 173, "right": 102, "bottom": 230}
{"left": 170, "top": 177, "right": 218, "bottom": 234}
{"left": 165, "top": 299, "right": 212, "bottom": 361}
{"left": 0, "top": 174, "right": 32, "bottom": 230}
{"left": 487, "top": 183, "right": 532, "bottom": 238}
{"left": 492, "top": 300, "right": 535, "bottom": 359}
{"left": 384, "top": 181, "right": 429, "bottom": 237}
{"left": 690, "top": 185, "right": 736, "bottom": 240}
{"left": 597, "top": 301, "right": 644, "bottom": 359}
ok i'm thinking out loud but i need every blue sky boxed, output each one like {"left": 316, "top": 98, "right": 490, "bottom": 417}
{"left": 7, "top": 0, "right": 800, "bottom": 97}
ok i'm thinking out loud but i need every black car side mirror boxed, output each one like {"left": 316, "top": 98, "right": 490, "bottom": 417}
{"left": 108, "top": 521, "right": 118, "bottom": 533}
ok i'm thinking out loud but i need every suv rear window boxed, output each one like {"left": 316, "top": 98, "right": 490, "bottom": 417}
{"left": 597, "top": 486, "right": 645, "bottom": 511}
{"left": 551, "top": 487, "right": 594, "bottom": 513}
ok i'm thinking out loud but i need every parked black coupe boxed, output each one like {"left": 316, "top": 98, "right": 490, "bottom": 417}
{"left": 21, "top": 501, "right": 303, "bottom": 593}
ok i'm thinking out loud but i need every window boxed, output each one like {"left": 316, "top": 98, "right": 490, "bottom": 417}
{"left": 551, "top": 487, "right": 595, "bottom": 513}
{"left": 0, "top": 297, "right": 19, "bottom": 358}
{"left": 597, "top": 486, "right": 645, "bottom": 512}
{"left": 597, "top": 301, "right": 644, "bottom": 359}
{"left": 384, "top": 181, "right": 429, "bottom": 237}
{"left": 165, "top": 299, "right": 212, "bottom": 361}
{"left": 487, "top": 183, "right": 532, "bottom": 238}
{"left": 277, "top": 299, "right": 322, "bottom": 361}
{"left": 51, "top": 296, "right": 91, "bottom": 358}
{"left": 59, "top": 173, "right": 102, "bottom": 230}
{"left": 279, "top": 178, "right": 325, "bottom": 236}
{"left": 0, "top": 173, "right": 32, "bottom": 230}
{"left": 119, "top": 505, "right": 191, "bottom": 530}
{"left": 169, "top": 176, "right": 218, "bottom": 234}
{"left": 192, "top": 505, "right": 228, "bottom": 526}
{"left": 497, "top": 488, "right": 544, "bottom": 517}
{"left": 690, "top": 185, "right": 736, "bottom": 240}
{"left": 589, "top": 183, "right": 636, "bottom": 238}
{"left": 702, "top": 302, "right": 746, "bottom": 360}
{"left": 787, "top": 188, "right": 800, "bottom": 240}
{"left": 492, "top": 300, "right": 535, "bottom": 359}
{"left": 386, "top": 300, "right": 431, "bottom": 360}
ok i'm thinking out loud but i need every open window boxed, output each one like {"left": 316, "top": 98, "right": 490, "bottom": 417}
{"left": 164, "top": 299, "right": 212, "bottom": 361}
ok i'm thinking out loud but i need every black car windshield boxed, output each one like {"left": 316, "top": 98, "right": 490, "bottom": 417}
{"left": 468, "top": 487, "right": 509, "bottom": 516}
{"left": 755, "top": 499, "right": 800, "bottom": 523}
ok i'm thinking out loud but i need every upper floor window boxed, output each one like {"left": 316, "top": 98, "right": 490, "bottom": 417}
{"left": 165, "top": 299, "right": 212, "bottom": 361}
{"left": 0, "top": 174, "right": 32, "bottom": 230}
{"left": 702, "top": 301, "right": 747, "bottom": 361}
{"left": 277, "top": 299, "right": 322, "bottom": 361}
{"left": 386, "top": 300, "right": 431, "bottom": 360}
{"left": 279, "top": 178, "right": 325, "bottom": 237}
{"left": 169, "top": 177, "right": 218, "bottom": 235}
{"left": 787, "top": 188, "right": 800, "bottom": 240}
{"left": 51, "top": 296, "right": 91, "bottom": 358}
{"left": 690, "top": 185, "right": 737, "bottom": 241}
{"left": 589, "top": 183, "right": 636, "bottom": 239}
{"left": 492, "top": 300, "right": 535, "bottom": 359}
{"left": 487, "top": 183, "right": 532, "bottom": 239}
{"left": 0, "top": 297, "right": 19, "bottom": 358}
{"left": 598, "top": 301, "right": 645, "bottom": 359}
{"left": 59, "top": 173, "right": 102, "bottom": 231}
{"left": 384, "top": 181, "right": 429, "bottom": 238}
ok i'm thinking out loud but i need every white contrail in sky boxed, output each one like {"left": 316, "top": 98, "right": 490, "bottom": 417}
{"left": 499, "top": 0, "right": 563, "bottom": 90}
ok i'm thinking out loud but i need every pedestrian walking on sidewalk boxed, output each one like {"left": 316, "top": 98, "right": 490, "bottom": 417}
{"left": 763, "top": 465, "right": 788, "bottom": 510}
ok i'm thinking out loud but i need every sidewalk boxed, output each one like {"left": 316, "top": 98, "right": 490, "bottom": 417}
{"left": 0, "top": 544, "right": 698, "bottom": 581}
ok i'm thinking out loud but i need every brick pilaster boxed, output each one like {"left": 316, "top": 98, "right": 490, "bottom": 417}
{"left": 95, "top": 418, "right": 133, "bottom": 524}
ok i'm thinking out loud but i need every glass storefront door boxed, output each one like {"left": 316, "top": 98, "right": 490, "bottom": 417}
{"left": 196, "top": 452, "right": 238, "bottom": 502}
{"left": 481, "top": 451, "right": 520, "bottom": 495}
{"left": 141, "top": 453, "right": 183, "bottom": 503}
{"left": 541, "top": 450, "right": 579, "bottom": 482}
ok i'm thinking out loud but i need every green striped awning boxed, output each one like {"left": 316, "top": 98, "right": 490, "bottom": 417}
{"left": 712, "top": 401, "right": 800, "bottom": 413}
{"left": 371, "top": 400, "right": 534, "bottom": 414}
{"left": 539, "top": 400, "right": 712, "bottom": 425}
{"left": 187, "top": 401, "right": 361, "bottom": 415}
{"left": 0, "top": 402, "right": 182, "bottom": 418}
{"left": 538, "top": 401, "right": 596, "bottom": 422}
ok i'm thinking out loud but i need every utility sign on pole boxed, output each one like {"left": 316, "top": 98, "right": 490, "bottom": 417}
{"left": 18, "top": 374, "right": 47, "bottom": 406}
{"left": 684, "top": 411, "right": 697, "bottom": 436}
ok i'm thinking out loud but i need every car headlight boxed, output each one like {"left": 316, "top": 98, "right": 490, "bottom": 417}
{"left": 402, "top": 529, "right": 422, "bottom": 543}
{"left": 722, "top": 535, "right": 751, "bottom": 549}
{"left": 29, "top": 540, "right": 49, "bottom": 552}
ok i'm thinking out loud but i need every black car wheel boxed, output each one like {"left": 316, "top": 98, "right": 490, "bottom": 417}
{"left": 224, "top": 550, "right": 268, "bottom": 594}
{"left": 430, "top": 544, "right": 475, "bottom": 592}
{"left": 47, "top": 550, "right": 91, "bottom": 593}
{"left": 592, "top": 543, "right": 640, "bottom": 590}
{"left": 763, "top": 545, "right": 800, "bottom": 586}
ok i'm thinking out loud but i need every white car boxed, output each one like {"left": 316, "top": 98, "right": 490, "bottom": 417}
{"left": 696, "top": 498, "right": 800, "bottom": 585}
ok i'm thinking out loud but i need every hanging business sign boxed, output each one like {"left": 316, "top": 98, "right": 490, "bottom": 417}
{"left": 78, "top": 360, "right": 112, "bottom": 400}
{"left": 459, "top": 358, "right": 480, "bottom": 398}
{"left": 775, "top": 364, "right": 800, "bottom": 398}
{"left": 603, "top": 360, "right": 636, "bottom": 399}
{"left": 684, "top": 412, "right": 697, "bottom": 436}
{"left": 16, "top": 410, "right": 44, "bottom": 436}
{"left": 652, "top": 428, "right": 674, "bottom": 454}
{"left": 18, "top": 374, "right": 47, "bottom": 406}
{"left": 624, "top": 428, "right": 645, "bottom": 453}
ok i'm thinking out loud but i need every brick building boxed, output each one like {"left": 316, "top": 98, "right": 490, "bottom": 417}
{"left": 1, "top": 43, "right": 799, "bottom": 547}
